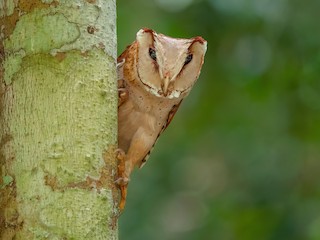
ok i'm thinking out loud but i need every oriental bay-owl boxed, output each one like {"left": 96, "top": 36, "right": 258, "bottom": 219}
{"left": 117, "top": 28, "right": 207, "bottom": 210}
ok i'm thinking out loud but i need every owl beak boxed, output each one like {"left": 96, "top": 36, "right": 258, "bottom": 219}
{"left": 162, "top": 75, "right": 170, "bottom": 96}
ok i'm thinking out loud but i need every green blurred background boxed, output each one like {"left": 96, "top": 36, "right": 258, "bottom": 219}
{"left": 117, "top": 0, "right": 320, "bottom": 239}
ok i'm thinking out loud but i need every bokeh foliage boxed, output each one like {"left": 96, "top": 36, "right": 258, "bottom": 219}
{"left": 117, "top": 0, "right": 320, "bottom": 239}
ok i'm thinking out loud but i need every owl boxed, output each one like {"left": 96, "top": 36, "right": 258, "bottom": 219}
{"left": 116, "top": 28, "right": 207, "bottom": 210}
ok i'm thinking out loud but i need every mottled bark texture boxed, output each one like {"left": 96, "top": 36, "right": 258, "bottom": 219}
{"left": 0, "top": 0, "right": 118, "bottom": 239}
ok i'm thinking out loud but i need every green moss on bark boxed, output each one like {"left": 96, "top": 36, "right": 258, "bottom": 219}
{"left": 1, "top": 0, "right": 118, "bottom": 239}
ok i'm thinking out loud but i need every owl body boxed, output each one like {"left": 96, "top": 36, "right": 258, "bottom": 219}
{"left": 118, "top": 81, "right": 182, "bottom": 159}
{"left": 117, "top": 29, "right": 207, "bottom": 210}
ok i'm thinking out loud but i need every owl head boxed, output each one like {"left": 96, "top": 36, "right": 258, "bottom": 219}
{"left": 135, "top": 28, "right": 207, "bottom": 99}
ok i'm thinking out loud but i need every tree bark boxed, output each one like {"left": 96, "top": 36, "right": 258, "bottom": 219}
{"left": 0, "top": 0, "right": 118, "bottom": 239}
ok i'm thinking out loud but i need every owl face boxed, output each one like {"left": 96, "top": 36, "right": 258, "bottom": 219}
{"left": 135, "top": 28, "right": 207, "bottom": 99}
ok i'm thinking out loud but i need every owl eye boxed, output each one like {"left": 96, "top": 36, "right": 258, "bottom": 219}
{"left": 184, "top": 54, "right": 193, "bottom": 65}
{"left": 149, "top": 48, "right": 157, "bottom": 61}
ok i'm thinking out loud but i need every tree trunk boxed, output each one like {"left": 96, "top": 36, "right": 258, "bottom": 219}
{"left": 0, "top": 1, "right": 118, "bottom": 239}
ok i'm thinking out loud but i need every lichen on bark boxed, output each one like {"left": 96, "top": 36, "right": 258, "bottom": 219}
{"left": 0, "top": 0, "right": 118, "bottom": 239}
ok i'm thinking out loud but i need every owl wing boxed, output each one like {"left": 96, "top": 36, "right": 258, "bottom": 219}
{"left": 139, "top": 100, "right": 183, "bottom": 168}
{"left": 160, "top": 100, "right": 183, "bottom": 135}
{"left": 117, "top": 43, "right": 132, "bottom": 63}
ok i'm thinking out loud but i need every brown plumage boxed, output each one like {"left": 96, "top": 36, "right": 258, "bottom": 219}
{"left": 116, "top": 28, "right": 207, "bottom": 210}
